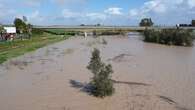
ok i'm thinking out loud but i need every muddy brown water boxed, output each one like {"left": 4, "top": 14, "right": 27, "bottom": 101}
{"left": 0, "top": 33, "right": 195, "bottom": 110}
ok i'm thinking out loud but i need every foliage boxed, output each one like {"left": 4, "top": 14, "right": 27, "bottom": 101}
{"left": 14, "top": 18, "right": 27, "bottom": 33}
{"left": 32, "top": 28, "right": 44, "bottom": 35}
{"left": 143, "top": 28, "right": 194, "bottom": 46}
{"left": 0, "top": 32, "right": 72, "bottom": 64}
{"left": 93, "top": 30, "right": 125, "bottom": 36}
{"left": 0, "top": 25, "right": 5, "bottom": 34}
{"left": 192, "top": 20, "right": 195, "bottom": 26}
{"left": 87, "top": 48, "right": 114, "bottom": 97}
{"left": 139, "top": 18, "right": 154, "bottom": 27}
{"left": 43, "top": 29, "right": 77, "bottom": 36}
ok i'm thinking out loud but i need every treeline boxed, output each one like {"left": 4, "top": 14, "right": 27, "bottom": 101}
{"left": 31, "top": 28, "right": 78, "bottom": 36}
{"left": 143, "top": 29, "right": 194, "bottom": 46}
{"left": 43, "top": 29, "right": 77, "bottom": 36}
{"left": 93, "top": 30, "right": 126, "bottom": 36}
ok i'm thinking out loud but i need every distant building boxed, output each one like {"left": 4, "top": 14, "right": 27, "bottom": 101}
{"left": 2, "top": 27, "right": 16, "bottom": 41}
{"left": 4, "top": 27, "right": 16, "bottom": 34}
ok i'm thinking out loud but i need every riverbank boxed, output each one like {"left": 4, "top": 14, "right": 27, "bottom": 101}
{"left": 0, "top": 32, "right": 71, "bottom": 64}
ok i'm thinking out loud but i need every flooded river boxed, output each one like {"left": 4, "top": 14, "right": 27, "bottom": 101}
{"left": 0, "top": 33, "right": 195, "bottom": 110}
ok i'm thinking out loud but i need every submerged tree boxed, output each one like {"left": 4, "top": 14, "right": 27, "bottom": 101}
{"left": 87, "top": 48, "right": 114, "bottom": 97}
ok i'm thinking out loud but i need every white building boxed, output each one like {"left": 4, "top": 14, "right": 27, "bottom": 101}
{"left": 3, "top": 27, "right": 16, "bottom": 34}
{"left": 2, "top": 27, "right": 16, "bottom": 41}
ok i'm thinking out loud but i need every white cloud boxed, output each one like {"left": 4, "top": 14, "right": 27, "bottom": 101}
{"left": 1, "top": 0, "right": 195, "bottom": 25}
{"left": 23, "top": 0, "right": 43, "bottom": 6}
{"left": 188, "top": 0, "right": 195, "bottom": 8}
{"left": 129, "top": 0, "right": 195, "bottom": 23}
{"left": 86, "top": 13, "right": 106, "bottom": 20}
{"left": 26, "top": 10, "right": 45, "bottom": 25}
{"left": 129, "top": 9, "right": 138, "bottom": 16}
{"left": 29, "top": 11, "right": 41, "bottom": 20}
{"left": 61, "top": 9, "right": 107, "bottom": 21}
{"left": 129, "top": 0, "right": 195, "bottom": 17}
{"left": 104, "top": 7, "right": 123, "bottom": 15}
{"left": 0, "top": 3, "right": 16, "bottom": 23}
{"left": 62, "top": 9, "right": 82, "bottom": 18}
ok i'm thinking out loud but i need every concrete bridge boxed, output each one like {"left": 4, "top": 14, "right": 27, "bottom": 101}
{"left": 34, "top": 26, "right": 195, "bottom": 32}
{"left": 34, "top": 26, "right": 195, "bottom": 37}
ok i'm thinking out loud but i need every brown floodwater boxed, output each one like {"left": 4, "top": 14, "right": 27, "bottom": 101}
{"left": 0, "top": 33, "right": 195, "bottom": 110}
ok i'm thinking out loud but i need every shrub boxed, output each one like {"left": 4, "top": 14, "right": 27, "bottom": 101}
{"left": 43, "top": 29, "right": 77, "bottom": 36}
{"left": 143, "top": 29, "right": 194, "bottom": 46}
{"left": 102, "top": 38, "right": 108, "bottom": 45}
{"left": 87, "top": 48, "right": 114, "bottom": 97}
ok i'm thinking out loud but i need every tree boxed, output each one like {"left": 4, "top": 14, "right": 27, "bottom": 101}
{"left": 87, "top": 48, "right": 114, "bottom": 97}
{"left": 14, "top": 18, "right": 27, "bottom": 34}
{"left": 27, "top": 24, "right": 33, "bottom": 39}
{"left": 0, "top": 25, "right": 5, "bottom": 38}
{"left": 139, "top": 18, "right": 154, "bottom": 27}
{"left": 96, "top": 23, "right": 101, "bottom": 26}
{"left": 192, "top": 20, "right": 195, "bottom": 26}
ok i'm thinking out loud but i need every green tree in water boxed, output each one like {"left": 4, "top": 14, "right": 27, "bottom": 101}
{"left": 87, "top": 48, "right": 114, "bottom": 97}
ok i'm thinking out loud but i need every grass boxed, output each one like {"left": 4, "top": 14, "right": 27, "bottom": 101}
{"left": 43, "top": 28, "right": 78, "bottom": 35}
{"left": 0, "top": 32, "right": 72, "bottom": 64}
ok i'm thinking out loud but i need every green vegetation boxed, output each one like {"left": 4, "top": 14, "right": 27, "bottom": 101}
{"left": 43, "top": 28, "right": 127, "bottom": 36}
{"left": 192, "top": 20, "right": 195, "bottom": 26}
{"left": 0, "top": 30, "right": 72, "bottom": 64}
{"left": 14, "top": 17, "right": 32, "bottom": 39}
{"left": 98, "top": 30, "right": 125, "bottom": 36}
{"left": 143, "top": 28, "right": 194, "bottom": 46}
{"left": 92, "top": 29, "right": 126, "bottom": 36}
{"left": 32, "top": 28, "right": 44, "bottom": 35}
{"left": 87, "top": 48, "right": 114, "bottom": 97}
{"left": 0, "top": 25, "right": 5, "bottom": 37}
{"left": 14, "top": 18, "right": 28, "bottom": 34}
{"left": 140, "top": 18, "right": 154, "bottom": 27}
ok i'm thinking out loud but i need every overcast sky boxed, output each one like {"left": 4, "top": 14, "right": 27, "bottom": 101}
{"left": 0, "top": 0, "right": 195, "bottom": 26}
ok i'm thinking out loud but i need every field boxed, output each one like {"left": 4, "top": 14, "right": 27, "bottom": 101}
{"left": 0, "top": 31, "right": 72, "bottom": 64}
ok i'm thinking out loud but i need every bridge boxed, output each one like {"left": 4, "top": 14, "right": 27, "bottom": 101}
{"left": 34, "top": 26, "right": 195, "bottom": 32}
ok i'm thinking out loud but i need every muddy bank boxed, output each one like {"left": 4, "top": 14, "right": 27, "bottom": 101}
{"left": 0, "top": 34, "right": 195, "bottom": 110}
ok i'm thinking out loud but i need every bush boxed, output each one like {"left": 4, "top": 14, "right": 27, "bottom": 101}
{"left": 43, "top": 29, "right": 77, "bottom": 36}
{"left": 143, "top": 29, "right": 194, "bottom": 46}
{"left": 87, "top": 48, "right": 114, "bottom": 97}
